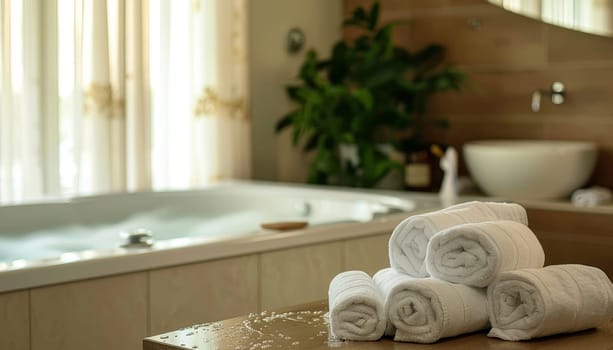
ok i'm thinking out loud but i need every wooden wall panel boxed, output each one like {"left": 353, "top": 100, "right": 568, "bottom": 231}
{"left": 526, "top": 208, "right": 613, "bottom": 279}
{"left": 410, "top": 8, "right": 547, "bottom": 66}
{"left": 548, "top": 25, "right": 613, "bottom": 63}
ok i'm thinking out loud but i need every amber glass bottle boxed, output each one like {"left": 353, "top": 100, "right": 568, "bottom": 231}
{"left": 403, "top": 144, "right": 445, "bottom": 192}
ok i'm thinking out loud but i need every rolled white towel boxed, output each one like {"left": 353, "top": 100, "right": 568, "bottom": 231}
{"left": 389, "top": 201, "right": 528, "bottom": 277}
{"left": 426, "top": 220, "right": 545, "bottom": 287}
{"left": 328, "top": 271, "right": 386, "bottom": 341}
{"left": 571, "top": 186, "right": 612, "bottom": 207}
{"left": 487, "top": 264, "right": 613, "bottom": 341}
{"left": 441, "top": 201, "right": 529, "bottom": 225}
{"left": 372, "top": 267, "right": 412, "bottom": 337}
{"left": 373, "top": 267, "right": 489, "bottom": 343}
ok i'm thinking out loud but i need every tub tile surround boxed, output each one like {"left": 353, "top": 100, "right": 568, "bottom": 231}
{"left": 30, "top": 272, "right": 148, "bottom": 350}
{"left": 343, "top": 233, "right": 392, "bottom": 275}
{"left": 260, "top": 242, "right": 344, "bottom": 310}
{"left": 1, "top": 231, "right": 394, "bottom": 350}
{"left": 341, "top": 0, "right": 613, "bottom": 189}
{"left": 149, "top": 255, "right": 259, "bottom": 334}
{"left": 0, "top": 290, "right": 29, "bottom": 350}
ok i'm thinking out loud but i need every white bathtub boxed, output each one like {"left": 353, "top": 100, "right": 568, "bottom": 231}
{"left": 0, "top": 181, "right": 442, "bottom": 292}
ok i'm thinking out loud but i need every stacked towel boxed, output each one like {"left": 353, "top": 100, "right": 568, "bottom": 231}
{"left": 389, "top": 201, "right": 528, "bottom": 277}
{"left": 487, "top": 264, "right": 613, "bottom": 341}
{"left": 426, "top": 220, "right": 545, "bottom": 287}
{"left": 373, "top": 268, "right": 489, "bottom": 343}
{"left": 328, "top": 271, "right": 386, "bottom": 341}
{"left": 441, "top": 201, "right": 529, "bottom": 224}
{"left": 372, "top": 267, "right": 412, "bottom": 337}
{"left": 328, "top": 201, "right": 612, "bottom": 344}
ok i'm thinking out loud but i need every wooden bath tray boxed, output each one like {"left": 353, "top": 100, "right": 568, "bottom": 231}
{"left": 143, "top": 301, "right": 613, "bottom": 350}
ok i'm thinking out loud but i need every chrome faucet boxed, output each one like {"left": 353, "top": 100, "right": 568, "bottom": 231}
{"left": 120, "top": 228, "right": 154, "bottom": 248}
{"left": 531, "top": 82, "right": 565, "bottom": 112}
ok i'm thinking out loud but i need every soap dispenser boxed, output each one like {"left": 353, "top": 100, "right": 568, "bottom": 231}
{"left": 439, "top": 146, "right": 458, "bottom": 207}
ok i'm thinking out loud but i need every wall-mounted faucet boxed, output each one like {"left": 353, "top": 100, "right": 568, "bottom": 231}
{"left": 531, "top": 82, "right": 566, "bottom": 112}
{"left": 532, "top": 81, "right": 566, "bottom": 112}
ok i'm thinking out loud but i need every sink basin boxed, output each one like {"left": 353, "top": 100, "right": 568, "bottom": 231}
{"left": 463, "top": 140, "right": 597, "bottom": 199}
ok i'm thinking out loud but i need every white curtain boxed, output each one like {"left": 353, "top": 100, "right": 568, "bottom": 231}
{"left": 0, "top": 0, "right": 250, "bottom": 202}
{"left": 150, "top": 0, "right": 250, "bottom": 189}
{"left": 0, "top": 0, "right": 44, "bottom": 202}
{"left": 78, "top": 0, "right": 152, "bottom": 193}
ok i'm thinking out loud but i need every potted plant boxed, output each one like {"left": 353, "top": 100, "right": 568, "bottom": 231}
{"left": 275, "top": 1, "right": 466, "bottom": 188}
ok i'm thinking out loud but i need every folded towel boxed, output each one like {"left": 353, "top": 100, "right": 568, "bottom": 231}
{"left": 487, "top": 264, "right": 613, "bottom": 341}
{"left": 426, "top": 220, "right": 545, "bottom": 287}
{"left": 571, "top": 186, "right": 612, "bottom": 207}
{"left": 328, "top": 271, "right": 386, "bottom": 341}
{"left": 389, "top": 201, "right": 528, "bottom": 277}
{"left": 373, "top": 267, "right": 489, "bottom": 343}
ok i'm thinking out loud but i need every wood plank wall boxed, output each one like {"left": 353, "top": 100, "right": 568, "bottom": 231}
{"left": 344, "top": 0, "right": 613, "bottom": 188}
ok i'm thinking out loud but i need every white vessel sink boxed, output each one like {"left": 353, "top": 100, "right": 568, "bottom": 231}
{"left": 463, "top": 140, "right": 597, "bottom": 199}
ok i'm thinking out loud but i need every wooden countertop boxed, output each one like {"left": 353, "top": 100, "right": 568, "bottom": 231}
{"left": 143, "top": 301, "right": 613, "bottom": 350}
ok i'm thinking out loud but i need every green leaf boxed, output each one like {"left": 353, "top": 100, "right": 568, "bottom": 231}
{"left": 328, "top": 43, "right": 351, "bottom": 84}
{"left": 368, "top": 2, "right": 380, "bottom": 31}
{"left": 303, "top": 132, "right": 321, "bottom": 151}
{"left": 351, "top": 89, "right": 373, "bottom": 111}
{"left": 285, "top": 86, "right": 303, "bottom": 102}
{"left": 275, "top": 113, "right": 294, "bottom": 132}
{"left": 394, "top": 47, "right": 412, "bottom": 61}
{"left": 412, "top": 44, "right": 445, "bottom": 75}
{"left": 354, "top": 35, "right": 371, "bottom": 51}
{"left": 352, "top": 6, "right": 367, "bottom": 21}
{"left": 298, "top": 50, "right": 323, "bottom": 87}
{"left": 343, "top": 6, "right": 370, "bottom": 28}
{"left": 357, "top": 60, "right": 408, "bottom": 88}
{"left": 291, "top": 126, "right": 303, "bottom": 146}
{"left": 375, "top": 24, "right": 393, "bottom": 44}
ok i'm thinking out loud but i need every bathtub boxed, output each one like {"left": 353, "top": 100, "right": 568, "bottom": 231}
{"left": 0, "top": 181, "right": 442, "bottom": 292}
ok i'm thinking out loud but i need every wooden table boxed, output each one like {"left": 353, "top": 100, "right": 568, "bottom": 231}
{"left": 143, "top": 301, "right": 613, "bottom": 350}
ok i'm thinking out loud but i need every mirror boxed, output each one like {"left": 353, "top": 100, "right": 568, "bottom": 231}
{"left": 488, "top": 0, "right": 613, "bottom": 37}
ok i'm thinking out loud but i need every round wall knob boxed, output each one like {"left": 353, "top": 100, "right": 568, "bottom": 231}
{"left": 286, "top": 27, "right": 306, "bottom": 54}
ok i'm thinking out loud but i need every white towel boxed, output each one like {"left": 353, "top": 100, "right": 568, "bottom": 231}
{"left": 328, "top": 271, "right": 386, "bottom": 341}
{"left": 426, "top": 220, "right": 545, "bottom": 287}
{"left": 373, "top": 267, "right": 489, "bottom": 343}
{"left": 571, "top": 186, "right": 612, "bottom": 207}
{"left": 389, "top": 201, "right": 528, "bottom": 277}
{"left": 372, "top": 267, "right": 412, "bottom": 337}
{"left": 487, "top": 264, "right": 613, "bottom": 341}
{"left": 441, "top": 201, "right": 529, "bottom": 224}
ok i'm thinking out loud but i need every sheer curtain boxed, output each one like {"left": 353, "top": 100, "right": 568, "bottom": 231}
{"left": 0, "top": 0, "right": 250, "bottom": 203}
{"left": 149, "top": 0, "right": 250, "bottom": 189}
{"left": 0, "top": 0, "right": 45, "bottom": 202}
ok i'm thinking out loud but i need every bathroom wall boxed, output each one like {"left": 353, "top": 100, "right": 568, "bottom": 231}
{"left": 248, "top": 0, "right": 343, "bottom": 182}
{"left": 344, "top": 0, "right": 613, "bottom": 189}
